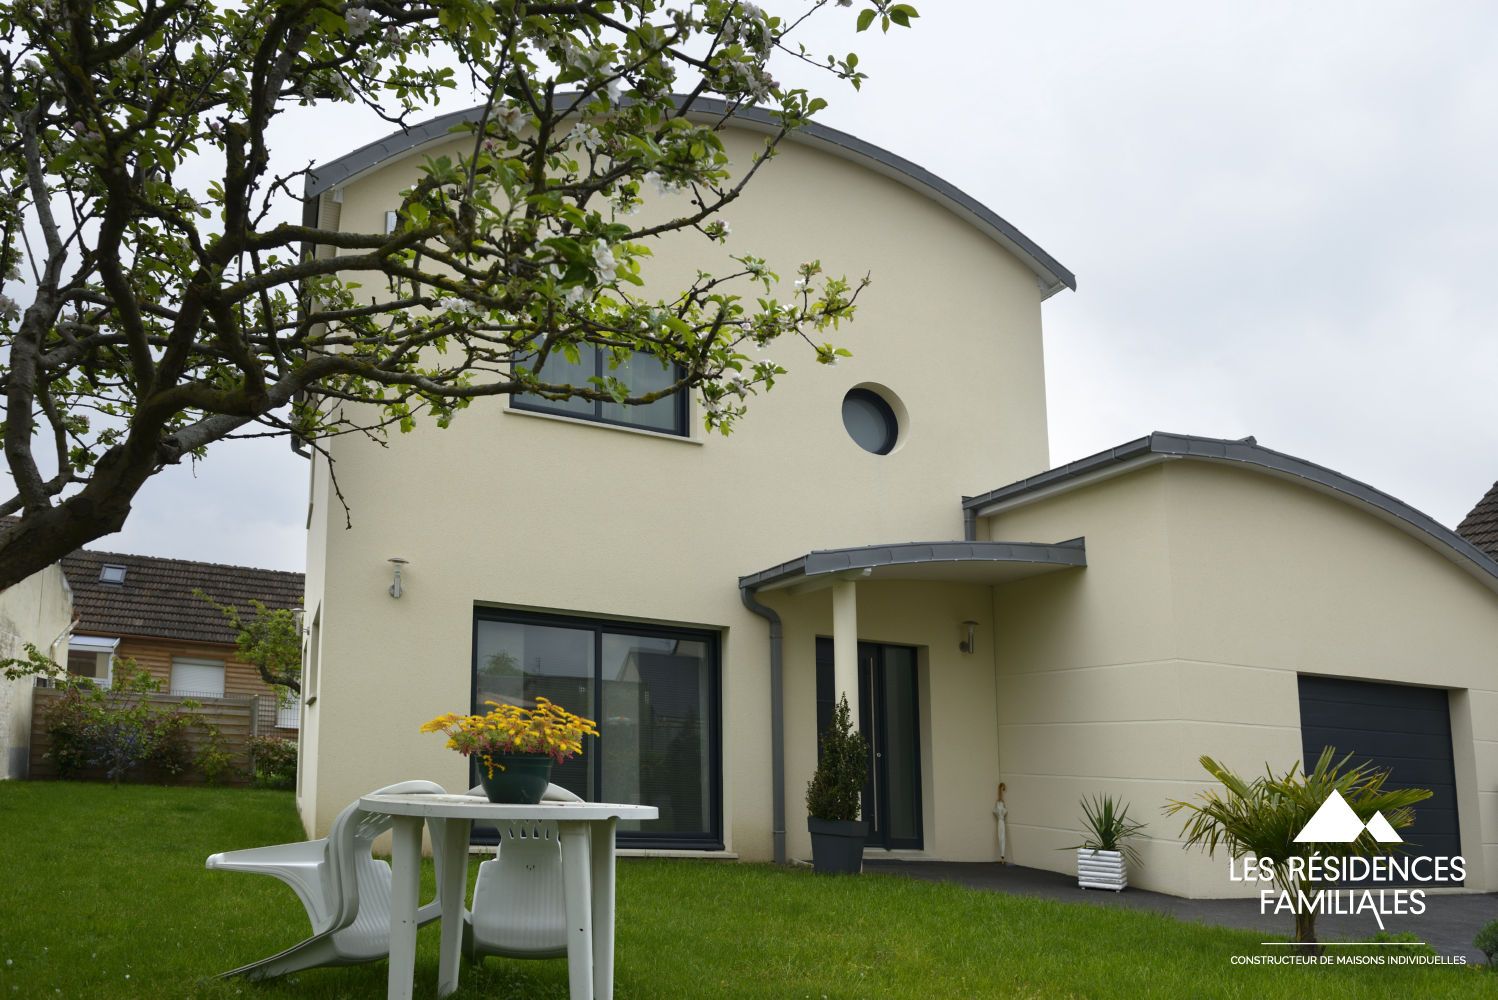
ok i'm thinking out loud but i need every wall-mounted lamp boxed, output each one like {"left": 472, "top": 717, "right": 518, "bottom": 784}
{"left": 959, "top": 620, "right": 979, "bottom": 654}
{"left": 292, "top": 607, "right": 307, "bottom": 634}
{"left": 388, "top": 558, "right": 409, "bottom": 599}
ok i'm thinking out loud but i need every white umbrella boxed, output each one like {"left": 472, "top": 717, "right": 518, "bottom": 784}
{"left": 993, "top": 782, "right": 1008, "bottom": 864}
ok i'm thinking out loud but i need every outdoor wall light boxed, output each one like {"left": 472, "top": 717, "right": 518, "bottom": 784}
{"left": 388, "top": 558, "right": 409, "bottom": 599}
{"left": 959, "top": 620, "right": 979, "bottom": 654}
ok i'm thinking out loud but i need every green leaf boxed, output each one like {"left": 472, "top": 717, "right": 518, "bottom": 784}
{"left": 856, "top": 8, "right": 876, "bottom": 31}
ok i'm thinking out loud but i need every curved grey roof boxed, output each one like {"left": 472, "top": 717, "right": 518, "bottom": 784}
{"left": 964, "top": 432, "right": 1498, "bottom": 592}
{"left": 305, "top": 96, "right": 1076, "bottom": 299}
{"left": 739, "top": 538, "right": 1086, "bottom": 591}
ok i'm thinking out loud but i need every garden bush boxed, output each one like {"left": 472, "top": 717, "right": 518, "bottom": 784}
{"left": 195, "top": 721, "right": 239, "bottom": 785}
{"left": 247, "top": 735, "right": 297, "bottom": 789}
{"left": 13, "top": 652, "right": 237, "bottom": 784}
{"left": 42, "top": 662, "right": 210, "bottom": 782}
{"left": 1476, "top": 918, "right": 1498, "bottom": 967}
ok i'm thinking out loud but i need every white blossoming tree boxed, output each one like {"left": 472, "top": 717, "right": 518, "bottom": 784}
{"left": 0, "top": 0, "right": 918, "bottom": 589}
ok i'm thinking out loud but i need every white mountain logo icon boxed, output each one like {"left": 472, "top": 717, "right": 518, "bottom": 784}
{"left": 1294, "top": 789, "right": 1402, "bottom": 844}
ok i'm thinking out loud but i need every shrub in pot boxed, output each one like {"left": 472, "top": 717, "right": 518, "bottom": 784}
{"left": 1067, "top": 794, "right": 1145, "bottom": 891}
{"left": 805, "top": 694, "right": 869, "bottom": 874}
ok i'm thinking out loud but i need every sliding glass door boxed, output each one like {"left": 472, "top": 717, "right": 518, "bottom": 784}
{"left": 473, "top": 609, "right": 721, "bottom": 849}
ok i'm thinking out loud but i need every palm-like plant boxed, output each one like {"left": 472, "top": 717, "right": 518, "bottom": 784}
{"left": 1066, "top": 795, "right": 1147, "bottom": 868}
{"left": 1165, "top": 747, "right": 1432, "bottom": 947}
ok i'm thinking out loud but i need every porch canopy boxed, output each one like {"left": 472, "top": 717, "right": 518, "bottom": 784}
{"left": 738, "top": 538, "right": 1086, "bottom": 863}
{"left": 738, "top": 538, "right": 1086, "bottom": 593}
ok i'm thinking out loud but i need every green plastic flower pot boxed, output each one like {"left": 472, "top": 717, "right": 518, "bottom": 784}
{"left": 477, "top": 753, "right": 553, "bottom": 803}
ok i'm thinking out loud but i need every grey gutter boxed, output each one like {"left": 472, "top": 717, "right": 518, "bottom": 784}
{"left": 964, "top": 431, "right": 1498, "bottom": 590}
{"left": 961, "top": 435, "right": 1157, "bottom": 513}
{"left": 739, "top": 587, "right": 786, "bottom": 866}
{"left": 738, "top": 538, "right": 1087, "bottom": 592}
{"left": 301, "top": 96, "right": 1075, "bottom": 298}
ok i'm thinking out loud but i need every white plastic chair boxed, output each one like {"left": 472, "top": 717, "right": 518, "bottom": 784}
{"left": 206, "top": 779, "right": 451, "bottom": 981}
{"left": 464, "top": 782, "right": 581, "bottom": 962}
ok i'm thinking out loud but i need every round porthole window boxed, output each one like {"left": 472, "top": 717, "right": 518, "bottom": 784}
{"left": 842, "top": 388, "right": 899, "bottom": 455}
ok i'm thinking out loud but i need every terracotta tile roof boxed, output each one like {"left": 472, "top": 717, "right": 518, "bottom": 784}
{"left": 1457, "top": 480, "right": 1498, "bottom": 561}
{"left": 60, "top": 547, "right": 304, "bottom": 645}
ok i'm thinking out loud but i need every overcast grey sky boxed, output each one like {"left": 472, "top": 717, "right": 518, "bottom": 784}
{"left": 88, "top": 0, "right": 1498, "bottom": 571}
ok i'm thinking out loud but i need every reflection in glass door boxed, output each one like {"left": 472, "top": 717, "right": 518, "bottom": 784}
{"left": 815, "top": 638, "right": 923, "bottom": 850}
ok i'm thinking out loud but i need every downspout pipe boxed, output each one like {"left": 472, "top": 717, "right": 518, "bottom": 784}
{"left": 963, "top": 505, "right": 977, "bottom": 542}
{"left": 740, "top": 585, "right": 786, "bottom": 865}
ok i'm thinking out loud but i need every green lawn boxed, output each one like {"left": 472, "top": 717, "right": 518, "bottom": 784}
{"left": 0, "top": 783, "right": 1488, "bottom": 999}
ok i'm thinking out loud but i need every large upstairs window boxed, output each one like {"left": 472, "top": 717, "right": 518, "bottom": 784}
{"left": 513, "top": 346, "right": 687, "bottom": 435}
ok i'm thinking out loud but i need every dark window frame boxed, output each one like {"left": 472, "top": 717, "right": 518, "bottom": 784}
{"left": 841, "top": 388, "right": 898, "bottom": 455}
{"left": 512, "top": 347, "right": 690, "bottom": 436}
{"left": 470, "top": 607, "right": 723, "bottom": 851}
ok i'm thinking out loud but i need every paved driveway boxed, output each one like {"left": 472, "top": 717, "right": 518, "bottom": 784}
{"left": 863, "top": 859, "right": 1498, "bottom": 963}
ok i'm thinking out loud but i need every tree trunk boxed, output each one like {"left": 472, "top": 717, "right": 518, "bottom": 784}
{"left": 1293, "top": 903, "right": 1320, "bottom": 955}
{"left": 0, "top": 433, "right": 165, "bottom": 591}
{"left": 0, "top": 499, "right": 130, "bottom": 592}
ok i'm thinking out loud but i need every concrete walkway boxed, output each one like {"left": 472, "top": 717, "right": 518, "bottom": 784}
{"left": 862, "top": 859, "right": 1498, "bottom": 963}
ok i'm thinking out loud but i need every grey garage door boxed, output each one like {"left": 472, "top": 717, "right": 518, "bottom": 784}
{"left": 1297, "top": 675, "right": 1461, "bottom": 883}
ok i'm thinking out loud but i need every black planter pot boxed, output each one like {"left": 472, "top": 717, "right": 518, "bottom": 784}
{"left": 808, "top": 817, "right": 868, "bottom": 874}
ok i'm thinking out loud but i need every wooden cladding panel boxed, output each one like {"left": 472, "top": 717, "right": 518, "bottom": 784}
{"left": 112, "top": 636, "right": 277, "bottom": 699}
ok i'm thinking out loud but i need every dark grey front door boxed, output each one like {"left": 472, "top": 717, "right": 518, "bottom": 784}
{"left": 816, "top": 638, "right": 923, "bottom": 850}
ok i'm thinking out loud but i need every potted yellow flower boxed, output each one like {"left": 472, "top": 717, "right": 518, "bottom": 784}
{"left": 420, "top": 697, "right": 599, "bottom": 803}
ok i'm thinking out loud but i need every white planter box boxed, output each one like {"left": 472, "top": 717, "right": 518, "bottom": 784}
{"left": 1076, "top": 848, "right": 1127, "bottom": 891}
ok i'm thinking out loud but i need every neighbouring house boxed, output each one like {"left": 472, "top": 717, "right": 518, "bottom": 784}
{"left": 297, "top": 101, "right": 1498, "bottom": 898}
{"left": 1457, "top": 480, "right": 1498, "bottom": 561}
{"left": 0, "top": 540, "right": 74, "bottom": 779}
{"left": 59, "top": 548, "right": 305, "bottom": 733}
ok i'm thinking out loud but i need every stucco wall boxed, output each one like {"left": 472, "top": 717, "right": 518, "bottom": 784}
{"left": 982, "top": 459, "right": 1498, "bottom": 897}
{"left": 0, "top": 564, "right": 73, "bottom": 779}
{"left": 299, "top": 122, "right": 1054, "bottom": 844}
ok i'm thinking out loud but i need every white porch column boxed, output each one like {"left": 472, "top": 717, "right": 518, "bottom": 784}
{"left": 831, "top": 579, "right": 859, "bottom": 720}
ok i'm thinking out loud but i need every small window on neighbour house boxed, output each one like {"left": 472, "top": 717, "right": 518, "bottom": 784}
{"left": 99, "top": 564, "right": 127, "bottom": 584}
{"left": 67, "top": 636, "right": 118, "bottom": 687}
{"left": 514, "top": 346, "right": 687, "bottom": 435}
{"left": 170, "top": 657, "right": 226, "bottom": 699}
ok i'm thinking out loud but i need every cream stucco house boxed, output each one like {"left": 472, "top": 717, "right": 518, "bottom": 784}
{"left": 297, "top": 102, "right": 1498, "bottom": 898}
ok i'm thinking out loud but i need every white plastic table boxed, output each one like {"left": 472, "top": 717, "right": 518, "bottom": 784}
{"left": 359, "top": 792, "right": 658, "bottom": 1000}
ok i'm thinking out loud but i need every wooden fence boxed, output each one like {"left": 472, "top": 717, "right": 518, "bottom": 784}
{"left": 28, "top": 685, "right": 270, "bottom": 785}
